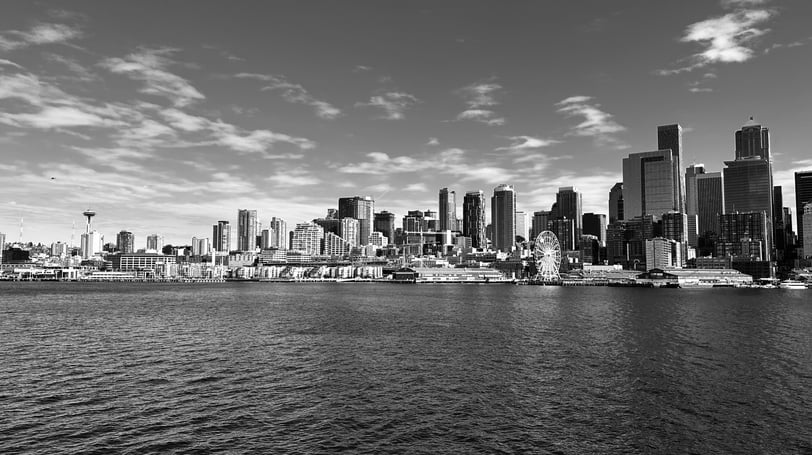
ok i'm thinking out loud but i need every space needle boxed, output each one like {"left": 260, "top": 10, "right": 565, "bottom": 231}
{"left": 83, "top": 209, "right": 96, "bottom": 234}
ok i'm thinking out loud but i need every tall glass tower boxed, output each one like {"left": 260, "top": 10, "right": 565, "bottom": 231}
{"left": 438, "top": 188, "right": 457, "bottom": 232}
{"left": 463, "top": 191, "right": 486, "bottom": 249}
{"left": 491, "top": 184, "right": 516, "bottom": 253}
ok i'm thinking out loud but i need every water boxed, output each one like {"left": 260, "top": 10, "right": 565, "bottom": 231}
{"left": 1, "top": 282, "right": 810, "bottom": 454}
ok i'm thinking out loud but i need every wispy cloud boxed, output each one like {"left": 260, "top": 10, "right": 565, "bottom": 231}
{"left": 455, "top": 81, "right": 506, "bottom": 126}
{"left": 555, "top": 96, "right": 626, "bottom": 148}
{"left": 100, "top": 48, "right": 205, "bottom": 106}
{"left": 236, "top": 72, "right": 342, "bottom": 119}
{"left": 355, "top": 92, "right": 419, "bottom": 120}
{"left": 426, "top": 137, "right": 440, "bottom": 146}
{"left": 496, "top": 135, "right": 560, "bottom": 152}
{"left": 0, "top": 23, "right": 82, "bottom": 51}
{"left": 0, "top": 59, "right": 23, "bottom": 69}
{"left": 656, "top": 2, "right": 775, "bottom": 75}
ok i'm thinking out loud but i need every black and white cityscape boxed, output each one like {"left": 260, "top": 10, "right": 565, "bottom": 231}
{"left": 2, "top": 1, "right": 812, "bottom": 453}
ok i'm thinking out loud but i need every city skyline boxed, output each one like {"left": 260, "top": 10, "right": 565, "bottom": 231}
{"left": 2, "top": 1, "right": 812, "bottom": 244}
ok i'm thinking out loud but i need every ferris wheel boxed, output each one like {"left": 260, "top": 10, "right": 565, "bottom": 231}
{"left": 534, "top": 231, "right": 562, "bottom": 281}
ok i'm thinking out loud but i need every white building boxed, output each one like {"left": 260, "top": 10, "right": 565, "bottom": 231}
{"left": 645, "top": 237, "right": 682, "bottom": 271}
{"left": 80, "top": 231, "right": 103, "bottom": 259}
{"left": 291, "top": 222, "right": 323, "bottom": 255}
{"left": 804, "top": 203, "right": 812, "bottom": 259}
{"left": 324, "top": 232, "right": 350, "bottom": 256}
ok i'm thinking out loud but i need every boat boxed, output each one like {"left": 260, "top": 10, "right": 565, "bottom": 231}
{"left": 779, "top": 280, "right": 808, "bottom": 290}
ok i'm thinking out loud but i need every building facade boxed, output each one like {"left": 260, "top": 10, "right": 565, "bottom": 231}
{"left": 291, "top": 222, "right": 324, "bottom": 255}
{"left": 237, "top": 209, "right": 257, "bottom": 251}
{"left": 212, "top": 221, "right": 230, "bottom": 253}
{"left": 491, "top": 184, "right": 516, "bottom": 253}
{"left": 463, "top": 190, "right": 487, "bottom": 249}
{"left": 438, "top": 188, "right": 457, "bottom": 232}
{"left": 582, "top": 213, "right": 607, "bottom": 246}
{"left": 269, "top": 217, "right": 287, "bottom": 250}
{"left": 609, "top": 182, "right": 624, "bottom": 223}
{"left": 795, "top": 170, "right": 812, "bottom": 249}
{"left": 373, "top": 211, "right": 396, "bottom": 244}
{"left": 622, "top": 149, "right": 678, "bottom": 219}
{"left": 338, "top": 196, "right": 374, "bottom": 246}
{"left": 116, "top": 230, "right": 135, "bottom": 254}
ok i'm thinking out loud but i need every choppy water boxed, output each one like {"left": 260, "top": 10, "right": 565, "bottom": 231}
{"left": 1, "top": 282, "right": 811, "bottom": 454}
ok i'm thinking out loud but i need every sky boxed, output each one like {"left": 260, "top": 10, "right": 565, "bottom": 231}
{"left": 1, "top": 0, "right": 811, "bottom": 246}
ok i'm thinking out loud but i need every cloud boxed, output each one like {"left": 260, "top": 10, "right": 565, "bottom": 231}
{"left": 100, "top": 48, "right": 205, "bottom": 106}
{"left": 0, "top": 23, "right": 83, "bottom": 51}
{"left": 455, "top": 81, "right": 506, "bottom": 125}
{"left": 0, "top": 106, "right": 110, "bottom": 129}
{"left": 555, "top": 96, "right": 626, "bottom": 147}
{"left": 0, "top": 59, "right": 23, "bottom": 69}
{"left": 236, "top": 73, "right": 342, "bottom": 119}
{"left": 657, "top": 4, "right": 775, "bottom": 75}
{"left": 44, "top": 53, "right": 99, "bottom": 82}
{"left": 496, "top": 135, "right": 560, "bottom": 152}
{"left": 404, "top": 183, "right": 427, "bottom": 192}
{"left": 267, "top": 168, "right": 322, "bottom": 186}
{"left": 426, "top": 137, "right": 439, "bottom": 146}
{"left": 353, "top": 65, "right": 372, "bottom": 72}
{"left": 208, "top": 120, "right": 316, "bottom": 153}
{"left": 355, "top": 92, "right": 419, "bottom": 120}
{"left": 338, "top": 148, "right": 463, "bottom": 174}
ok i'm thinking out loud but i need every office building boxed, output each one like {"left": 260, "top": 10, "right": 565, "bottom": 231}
{"left": 580, "top": 234, "right": 601, "bottom": 265}
{"left": 313, "top": 217, "right": 340, "bottom": 236}
{"left": 796, "top": 170, "right": 812, "bottom": 248}
{"left": 804, "top": 203, "right": 812, "bottom": 259}
{"left": 51, "top": 241, "right": 69, "bottom": 258}
{"left": 531, "top": 210, "right": 552, "bottom": 241}
{"left": 146, "top": 234, "right": 163, "bottom": 253}
{"left": 609, "top": 182, "right": 624, "bottom": 223}
{"left": 622, "top": 149, "right": 679, "bottom": 219}
{"left": 723, "top": 119, "right": 774, "bottom": 257}
{"left": 1, "top": 232, "right": 6, "bottom": 266}
{"left": 439, "top": 188, "right": 457, "bottom": 231}
{"left": 606, "top": 215, "right": 660, "bottom": 270}
{"left": 237, "top": 209, "right": 257, "bottom": 251}
{"left": 550, "top": 218, "right": 576, "bottom": 252}
{"left": 556, "top": 187, "right": 583, "bottom": 248}
{"left": 212, "top": 221, "right": 230, "bottom": 253}
{"left": 463, "top": 190, "right": 487, "bottom": 249}
{"left": 116, "top": 230, "right": 135, "bottom": 254}
{"left": 515, "top": 211, "right": 529, "bottom": 242}
{"left": 582, "top": 213, "right": 607, "bottom": 246}
{"left": 269, "top": 217, "right": 287, "bottom": 249}
{"left": 338, "top": 196, "right": 374, "bottom": 245}
{"left": 696, "top": 172, "right": 724, "bottom": 237}
{"left": 657, "top": 124, "right": 687, "bottom": 214}
{"left": 716, "top": 212, "right": 769, "bottom": 261}
{"left": 646, "top": 237, "right": 682, "bottom": 271}
{"left": 374, "top": 211, "right": 396, "bottom": 244}
{"left": 491, "top": 184, "right": 516, "bottom": 252}
{"left": 291, "top": 222, "right": 324, "bottom": 255}
{"left": 685, "top": 164, "right": 705, "bottom": 247}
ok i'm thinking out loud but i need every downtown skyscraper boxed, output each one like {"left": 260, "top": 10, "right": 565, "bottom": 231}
{"left": 237, "top": 209, "right": 257, "bottom": 252}
{"left": 723, "top": 118, "right": 773, "bottom": 257}
{"left": 338, "top": 196, "right": 374, "bottom": 246}
{"left": 556, "top": 187, "right": 583, "bottom": 249}
{"left": 795, "top": 170, "right": 812, "bottom": 249}
{"left": 463, "top": 190, "right": 486, "bottom": 249}
{"left": 212, "top": 220, "right": 230, "bottom": 253}
{"left": 491, "top": 184, "right": 516, "bottom": 253}
{"left": 438, "top": 188, "right": 457, "bottom": 232}
{"left": 657, "top": 124, "right": 687, "bottom": 214}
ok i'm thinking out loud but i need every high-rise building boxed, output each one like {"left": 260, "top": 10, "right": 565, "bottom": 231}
{"left": 685, "top": 164, "right": 705, "bottom": 247}
{"left": 0, "top": 232, "right": 5, "bottom": 267}
{"left": 662, "top": 211, "right": 688, "bottom": 267}
{"left": 735, "top": 117, "right": 770, "bottom": 161}
{"left": 645, "top": 237, "right": 682, "bottom": 271}
{"left": 622, "top": 149, "right": 678, "bottom": 219}
{"left": 550, "top": 218, "right": 576, "bottom": 252}
{"left": 582, "top": 213, "right": 607, "bottom": 246}
{"left": 237, "top": 209, "right": 258, "bottom": 251}
{"left": 773, "top": 186, "right": 788, "bottom": 256}
{"left": 696, "top": 172, "right": 724, "bottom": 237}
{"left": 146, "top": 234, "right": 163, "bottom": 253}
{"left": 795, "top": 170, "right": 812, "bottom": 248}
{"left": 556, "top": 187, "right": 583, "bottom": 248}
{"left": 723, "top": 118, "right": 773, "bottom": 257}
{"left": 313, "top": 217, "right": 340, "bottom": 236}
{"left": 340, "top": 218, "right": 360, "bottom": 247}
{"left": 609, "top": 182, "right": 624, "bottom": 223}
{"left": 51, "top": 241, "right": 69, "bottom": 258}
{"left": 716, "top": 212, "right": 769, "bottom": 261}
{"left": 515, "top": 211, "right": 529, "bottom": 242}
{"left": 212, "top": 221, "right": 230, "bottom": 253}
{"left": 491, "top": 184, "right": 516, "bottom": 252}
{"left": 374, "top": 211, "right": 396, "bottom": 245}
{"left": 531, "top": 210, "right": 552, "bottom": 241}
{"left": 463, "top": 190, "right": 487, "bottom": 249}
{"left": 803, "top": 203, "right": 812, "bottom": 259}
{"left": 116, "top": 231, "right": 135, "bottom": 254}
{"left": 438, "top": 188, "right": 457, "bottom": 231}
{"left": 338, "top": 196, "right": 374, "bottom": 245}
{"left": 291, "top": 222, "right": 324, "bottom": 255}
{"left": 80, "top": 231, "right": 103, "bottom": 259}
{"left": 657, "top": 124, "right": 687, "bottom": 214}
{"left": 269, "top": 217, "right": 287, "bottom": 249}
{"left": 191, "top": 237, "right": 210, "bottom": 256}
